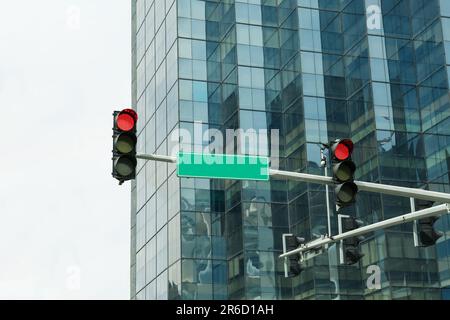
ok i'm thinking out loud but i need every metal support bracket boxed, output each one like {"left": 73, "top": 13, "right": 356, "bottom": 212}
{"left": 280, "top": 204, "right": 450, "bottom": 259}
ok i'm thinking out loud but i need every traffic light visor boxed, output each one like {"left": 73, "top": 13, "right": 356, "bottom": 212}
{"left": 117, "top": 109, "right": 138, "bottom": 132}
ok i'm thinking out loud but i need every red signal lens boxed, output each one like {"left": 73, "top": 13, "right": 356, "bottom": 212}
{"left": 335, "top": 143, "right": 350, "bottom": 161}
{"left": 116, "top": 109, "right": 138, "bottom": 132}
{"left": 117, "top": 114, "right": 135, "bottom": 131}
{"left": 333, "top": 139, "right": 354, "bottom": 161}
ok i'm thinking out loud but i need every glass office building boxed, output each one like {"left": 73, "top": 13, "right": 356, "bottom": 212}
{"left": 130, "top": 0, "right": 450, "bottom": 300}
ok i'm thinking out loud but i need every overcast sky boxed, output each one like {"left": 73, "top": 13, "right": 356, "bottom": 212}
{"left": 0, "top": 1, "right": 131, "bottom": 299}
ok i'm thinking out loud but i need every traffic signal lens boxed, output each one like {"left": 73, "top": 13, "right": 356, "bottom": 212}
{"left": 115, "top": 156, "right": 137, "bottom": 177}
{"left": 117, "top": 113, "right": 136, "bottom": 132}
{"left": 336, "top": 182, "right": 358, "bottom": 204}
{"left": 334, "top": 161, "right": 356, "bottom": 182}
{"left": 116, "top": 133, "right": 137, "bottom": 154}
{"left": 332, "top": 139, "right": 354, "bottom": 161}
{"left": 335, "top": 143, "right": 350, "bottom": 161}
{"left": 116, "top": 109, "right": 138, "bottom": 132}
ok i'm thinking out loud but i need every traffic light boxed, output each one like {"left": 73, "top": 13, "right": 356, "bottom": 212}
{"left": 341, "top": 217, "right": 365, "bottom": 265}
{"left": 112, "top": 109, "right": 138, "bottom": 184}
{"left": 330, "top": 139, "right": 358, "bottom": 207}
{"left": 285, "top": 235, "right": 306, "bottom": 277}
{"left": 415, "top": 200, "right": 443, "bottom": 247}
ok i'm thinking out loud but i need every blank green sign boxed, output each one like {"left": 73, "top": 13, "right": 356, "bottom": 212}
{"left": 177, "top": 152, "right": 270, "bottom": 181}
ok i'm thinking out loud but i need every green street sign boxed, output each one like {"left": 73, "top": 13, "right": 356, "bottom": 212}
{"left": 177, "top": 152, "right": 270, "bottom": 181}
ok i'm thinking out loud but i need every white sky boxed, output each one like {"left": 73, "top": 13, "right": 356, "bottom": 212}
{"left": 0, "top": 1, "right": 131, "bottom": 299}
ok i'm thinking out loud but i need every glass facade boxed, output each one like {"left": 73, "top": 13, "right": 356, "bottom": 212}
{"left": 131, "top": 0, "right": 450, "bottom": 300}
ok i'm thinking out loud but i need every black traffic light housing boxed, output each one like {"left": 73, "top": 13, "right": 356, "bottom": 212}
{"left": 415, "top": 200, "right": 443, "bottom": 247}
{"left": 330, "top": 139, "right": 358, "bottom": 207}
{"left": 112, "top": 109, "right": 138, "bottom": 184}
{"left": 285, "top": 235, "right": 306, "bottom": 277}
{"left": 341, "top": 217, "right": 365, "bottom": 265}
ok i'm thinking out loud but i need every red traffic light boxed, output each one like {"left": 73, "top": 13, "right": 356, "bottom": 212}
{"left": 332, "top": 139, "right": 354, "bottom": 161}
{"left": 112, "top": 109, "right": 138, "bottom": 184}
{"left": 116, "top": 109, "right": 138, "bottom": 132}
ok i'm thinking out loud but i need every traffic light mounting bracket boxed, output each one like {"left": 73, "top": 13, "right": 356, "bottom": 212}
{"left": 282, "top": 234, "right": 329, "bottom": 277}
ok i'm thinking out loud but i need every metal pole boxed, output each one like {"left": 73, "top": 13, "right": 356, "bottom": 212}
{"left": 270, "top": 169, "right": 333, "bottom": 184}
{"left": 269, "top": 169, "right": 450, "bottom": 204}
{"left": 356, "top": 180, "right": 450, "bottom": 204}
{"left": 279, "top": 204, "right": 450, "bottom": 258}
{"left": 337, "top": 214, "right": 350, "bottom": 265}
{"left": 136, "top": 154, "right": 450, "bottom": 203}
{"left": 411, "top": 197, "right": 420, "bottom": 247}
{"left": 282, "top": 234, "right": 292, "bottom": 278}
{"left": 321, "top": 149, "right": 332, "bottom": 237}
{"left": 136, "top": 154, "right": 177, "bottom": 163}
